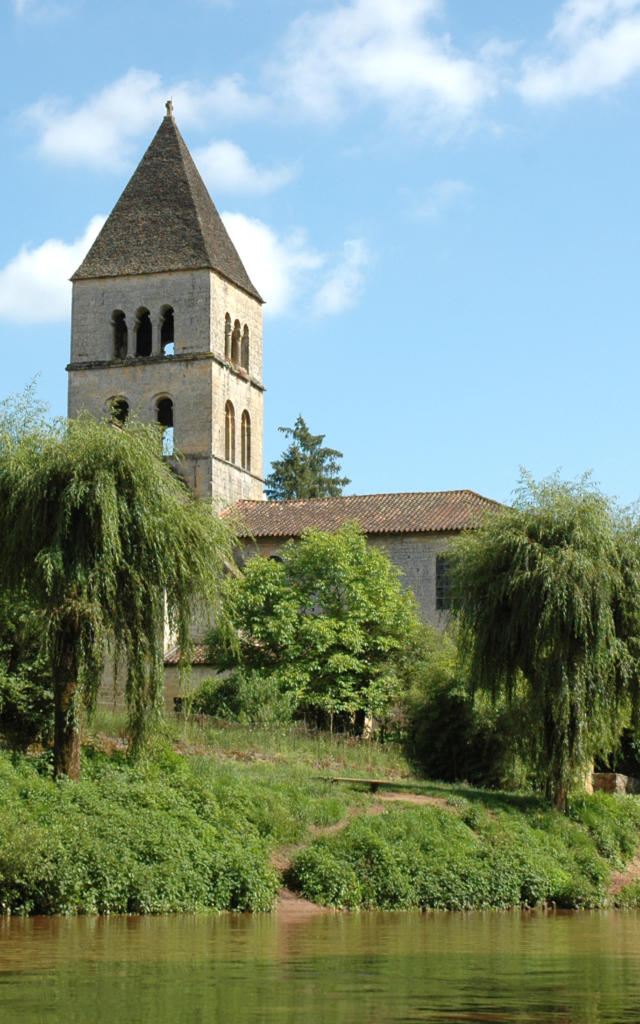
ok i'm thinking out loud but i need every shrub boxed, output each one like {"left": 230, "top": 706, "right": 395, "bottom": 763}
{"left": 288, "top": 796, "right": 634, "bottom": 912}
{"left": 404, "top": 641, "right": 532, "bottom": 789}
{"left": 189, "top": 671, "right": 296, "bottom": 725}
{"left": 0, "top": 669, "right": 54, "bottom": 752}
{"left": 615, "top": 879, "right": 640, "bottom": 908}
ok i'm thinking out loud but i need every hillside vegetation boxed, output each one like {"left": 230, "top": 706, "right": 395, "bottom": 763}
{"left": 2, "top": 716, "right": 640, "bottom": 916}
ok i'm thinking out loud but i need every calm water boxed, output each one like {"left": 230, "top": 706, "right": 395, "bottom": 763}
{"left": 2, "top": 910, "right": 640, "bottom": 1023}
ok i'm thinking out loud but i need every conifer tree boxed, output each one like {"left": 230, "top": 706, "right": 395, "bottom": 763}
{"left": 264, "top": 415, "right": 350, "bottom": 500}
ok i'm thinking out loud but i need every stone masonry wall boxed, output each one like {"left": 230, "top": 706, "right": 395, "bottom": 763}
{"left": 69, "top": 268, "right": 264, "bottom": 503}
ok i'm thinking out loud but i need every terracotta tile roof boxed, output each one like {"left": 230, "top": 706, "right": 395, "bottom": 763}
{"left": 228, "top": 490, "right": 502, "bottom": 539}
{"left": 72, "top": 114, "right": 262, "bottom": 302}
{"left": 164, "top": 643, "right": 212, "bottom": 666}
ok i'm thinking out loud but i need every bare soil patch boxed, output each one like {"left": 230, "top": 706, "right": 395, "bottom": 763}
{"left": 275, "top": 888, "right": 332, "bottom": 920}
{"left": 609, "top": 851, "right": 640, "bottom": 895}
{"left": 375, "top": 792, "right": 451, "bottom": 808}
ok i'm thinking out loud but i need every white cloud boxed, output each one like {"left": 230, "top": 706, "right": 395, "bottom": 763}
{"left": 551, "top": 0, "right": 640, "bottom": 40}
{"left": 312, "top": 239, "right": 370, "bottom": 316}
{"left": 414, "top": 178, "right": 472, "bottom": 220}
{"left": 194, "top": 140, "right": 296, "bottom": 195}
{"left": 13, "top": 0, "right": 70, "bottom": 17}
{"left": 0, "top": 216, "right": 105, "bottom": 324}
{"left": 221, "top": 213, "right": 324, "bottom": 316}
{"left": 0, "top": 212, "right": 365, "bottom": 325}
{"left": 519, "top": 0, "right": 640, "bottom": 101}
{"left": 25, "top": 70, "right": 268, "bottom": 170}
{"left": 269, "top": 0, "right": 497, "bottom": 126}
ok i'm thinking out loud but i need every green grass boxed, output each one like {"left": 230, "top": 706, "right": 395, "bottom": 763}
{"left": 89, "top": 708, "right": 410, "bottom": 778}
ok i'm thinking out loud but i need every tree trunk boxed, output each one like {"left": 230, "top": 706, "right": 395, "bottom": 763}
{"left": 54, "top": 639, "right": 81, "bottom": 780}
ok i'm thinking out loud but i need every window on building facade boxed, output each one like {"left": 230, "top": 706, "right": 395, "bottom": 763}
{"left": 241, "top": 410, "right": 251, "bottom": 471}
{"left": 225, "top": 401, "right": 235, "bottom": 463}
{"left": 231, "top": 320, "right": 241, "bottom": 365}
{"left": 157, "top": 396, "right": 174, "bottom": 455}
{"left": 111, "top": 398, "right": 129, "bottom": 424}
{"left": 224, "top": 313, "right": 232, "bottom": 360}
{"left": 135, "top": 308, "right": 152, "bottom": 357}
{"left": 435, "top": 555, "right": 451, "bottom": 611}
{"left": 241, "top": 325, "right": 249, "bottom": 372}
{"left": 112, "top": 310, "right": 128, "bottom": 359}
{"left": 160, "top": 306, "right": 174, "bottom": 355}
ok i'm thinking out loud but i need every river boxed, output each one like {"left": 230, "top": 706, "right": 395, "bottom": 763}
{"left": 2, "top": 909, "right": 640, "bottom": 1023}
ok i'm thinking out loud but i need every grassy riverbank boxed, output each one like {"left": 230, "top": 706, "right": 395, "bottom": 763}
{"left": 3, "top": 716, "right": 640, "bottom": 915}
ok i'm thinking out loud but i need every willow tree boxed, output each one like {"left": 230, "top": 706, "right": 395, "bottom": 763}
{"left": 0, "top": 411, "right": 237, "bottom": 779}
{"left": 448, "top": 475, "right": 640, "bottom": 810}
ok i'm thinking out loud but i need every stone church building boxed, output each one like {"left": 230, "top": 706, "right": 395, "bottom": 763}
{"left": 68, "top": 105, "right": 499, "bottom": 705}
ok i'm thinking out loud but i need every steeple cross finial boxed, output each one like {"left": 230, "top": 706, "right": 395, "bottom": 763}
{"left": 165, "top": 99, "right": 174, "bottom": 117}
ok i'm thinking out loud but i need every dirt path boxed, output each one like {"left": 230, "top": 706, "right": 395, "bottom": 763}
{"left": 609, "top": 852, "right": 640, "bottom": 896}
{"left": 274, "top": 789, "right": 454, "bottom": 915}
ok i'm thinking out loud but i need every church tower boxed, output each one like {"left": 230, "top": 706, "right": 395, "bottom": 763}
{"left": 67, "top": 102, "right": 264, "bottom": 504}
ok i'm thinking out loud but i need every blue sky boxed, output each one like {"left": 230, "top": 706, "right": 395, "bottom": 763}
{"left": 2, "top": 0, "right": 640, "bottom": 505}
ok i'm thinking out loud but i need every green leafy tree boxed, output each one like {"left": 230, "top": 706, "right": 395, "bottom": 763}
{"left": 0, "top": 591, "right": 54, "bottom": 751}
{"left": 0, "top": 403, "right": 237, "bottom": 778}
{"left": 264, "top": 415, "right": 350, "bottom": 500}
{"left": 210, "top": 524, "right": 421, "bottom": 727}
{"left": 448, "top": 474, "right": 640, "bottom": 809}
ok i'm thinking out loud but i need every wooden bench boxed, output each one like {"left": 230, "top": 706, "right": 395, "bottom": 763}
{"left": 328, "top": 776, "right": 397, "bottom": 793}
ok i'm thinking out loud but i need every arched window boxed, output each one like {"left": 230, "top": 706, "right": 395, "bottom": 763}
{"left": 225, "top": 401, "right": 235, "bottom": 463}
{"left": 241, "top": 410, "right": 251, "bottom": 471}
{"left": 160, "top": 306, "right": 174, "bottom": 355}
{"left": 157, "top": 396, "right": 174, "bottom": 456}
{"left": 231, "top": 320, "right": 241, "bottom": 365}
{"left": 112, "top": 310, "right": 128, "bottom": 359}
{"left": 111, "top": 398, "right": 129, "bottom": 424}
{"left": 225, "top": 313, "right": 232, "bottom": 360}
{"left": 241, "top": 325, "right": 249, "bottom": 372}
{"left": 135, "top": 308, "right": 152, "bottom": 357}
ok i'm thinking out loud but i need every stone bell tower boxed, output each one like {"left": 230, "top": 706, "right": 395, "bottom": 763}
{"left": 67, "top": 101, "right": 264, "bottom": 504}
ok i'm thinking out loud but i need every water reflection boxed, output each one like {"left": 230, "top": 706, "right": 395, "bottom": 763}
{"left": 2, "top": 911, "right": 640, "bottom": 1023}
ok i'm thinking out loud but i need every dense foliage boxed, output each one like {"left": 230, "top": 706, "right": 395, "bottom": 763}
{"left": 208, "top": 524, "right": 423, "bottom": 727}
{"left": 264, "top": 415, "right": 350, "bottom": 500}
{"left": 0, "top": 594, "right": 54, "bottom": 751}
{"left": 0, "top": 748, "right": 348, "bottom": 915}
{"left": 448, "top": 475, "right": 640, "bottom": 808}
{"left": 289, "top": 791, "right": 640, "bottom": 911}
{"left": 0, "top": 392, "right": 237, "bottom": 777}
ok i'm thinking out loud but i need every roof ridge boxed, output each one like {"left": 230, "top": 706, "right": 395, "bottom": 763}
{"left": 234, "top": 488, "right": 489, "bottom": 506}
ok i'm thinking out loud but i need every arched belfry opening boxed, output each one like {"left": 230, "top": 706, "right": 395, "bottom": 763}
{"left": 241, "top": 326, "right": 249, "bottom": 371}
{"left": 225, "top": 401, "right": 235, "bottom": 463}
{"left": 135, "top": 308, "right": 152, "bottom": 357}
{"left": 157, "top": 396, "right": 174, "bottom": 455}
{"left": 241, "top": 410, "right": 251, "bottom": 471}
{"left": 231, "top": 320, "right": 241, "bottom": 365}
{"left": 112, "top": 310, "right": 128, "bottom": 359}
{"left": 225, "top": 313, "right": 232, "bottom": 360}
{"left": 160, "top": 306, "right": 174, "bottom": 355}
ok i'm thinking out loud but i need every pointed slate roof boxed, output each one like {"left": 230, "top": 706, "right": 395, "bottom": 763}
{"left": 72, "top": 112, "right": 262, "bottom": 301}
